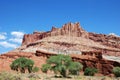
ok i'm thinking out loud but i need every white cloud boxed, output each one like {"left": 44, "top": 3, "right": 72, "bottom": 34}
{"left": 0, "top": 31, "right": 25, "bottom": 53}
{"left": 0, "top": 41, "right": 18, "bottom": 48}
{"left": 109, "top": 33, "right": 120, "bottom": 37}
{"left": 0, "top": 32, "right": 7, "bottom": 40}
{"left": 0, "top": 34, "right": 6, "bottom": 40}
{"left": 11, "top": 31, "right": 24, "bottom": 38}
{"left": 9, "top": 31, "right": 25, "bottom": 43}
{"left": 1, "top": 32, "right": 7, "bottom": 35}
{"left": 9, "top": 38, "right": 22, "bottom": 43}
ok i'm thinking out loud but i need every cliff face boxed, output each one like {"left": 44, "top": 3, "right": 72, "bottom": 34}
{"left": 35, "top": 50, "right": 120, "bottom": 75}
{"left": 21, "top": 22, "right": 120, "bottom": 57}
{"left": 22, "top": 22, "right": 88, "bottom": 45}
{"left": 89, "top": 33, "right": 120, "bottom": 48}
{"left": 1, "top": 50, "right": 120, "bottom": 76}
{"left": 22, "top": 22, "right": 120, "bottom": 50}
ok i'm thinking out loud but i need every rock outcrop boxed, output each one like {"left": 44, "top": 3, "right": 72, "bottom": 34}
{"left": 22, "top": 22, "right": 120, "bottom": 56}
{"left": 89, "top": 33, "right": 120, "bottom": 49}
{"left": 35, "top": 50, "right": 120, "bottom": 75}
{"left": 0, "top": 49, "right": 120, "bottom": 75}
{"left": 88, "top": 33, "right": 120, "bottom": 56}
{"left": 22, "top": 22, "right": 88, "bottom": 45}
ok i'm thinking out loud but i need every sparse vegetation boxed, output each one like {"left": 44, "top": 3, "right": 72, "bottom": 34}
{"left": 0, "top": 71, "right": 120, "bottom": 80}
{"left": 32, "top": 66, "right": 39, "bottom": 73}
{"left": 41, "top": 64, "right": 51, "bottom": 73}
{"left": 41, "top": 54, "right": 83, "bottom": 77}
{"left": 0, "top": 72, "right": 22, "bottom": 80}
{"left": 28, "top": 73, "right": 40, "bottom": 79}
{"left": 84, "top": 67, "right": 98, "bottom": 76}
{"left": 113, "top": 67, "right": 120, "bottom": 77}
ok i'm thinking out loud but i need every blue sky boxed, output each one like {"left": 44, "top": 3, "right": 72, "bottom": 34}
{"left": 0, "top": 0, "right": 120, "bottom": 53}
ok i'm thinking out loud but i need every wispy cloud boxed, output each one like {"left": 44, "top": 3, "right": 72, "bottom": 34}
{"left": 9, "top": 38, "right": 22, "bottom": 43}
{"left": 0, "top": 41, "right": 18, "bottom": 48}
{"left": 11, "top": 31, "right": 24, "bottom": 38}
{"left": 0, "top": 32, "right": 7, "bottom": 40}
{"left": 0, "top": 31, "right": 25, "bottom": 53}
{"left": 109, "top": 33, "right": 120, "bottom": 37}
{"left": 9, "top": 31, "right": 25, "bottom": 43}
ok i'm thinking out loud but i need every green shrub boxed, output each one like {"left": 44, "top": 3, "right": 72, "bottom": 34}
{"left": 69, "top": 62, "right": 83, "bottom": 75}
{"left": 113, "top": 67, "right": 120, "bottom": 77}
{"left": 84, "top": 67, "right": 98, "bottom": 76}
{"left": 10, "top": 57, "right": 34, "bottom": 73}
{"left": 32, "top": 66, "right": 39, "bottom": 73}
{"left": 41, "top": 64, "right": 51, "bottom": 73}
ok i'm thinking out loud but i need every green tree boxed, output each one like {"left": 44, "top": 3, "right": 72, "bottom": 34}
{"left": 69, "top": 62, "right": 83, "bottom": 75}
{"left": 41, "top": 64, "right": 51, "bottom": 73}
{"left": 41, "top": 54, "right": 83, "bottom": 77}
{"left": 113, "top": 67, "right": 120, "bottom": 77}
{"left": 84, "top": 67, "right": 98, "bottom": 76}
{"left": 10, "top": 57, "right": 34, "bottom": 73}
{"left": 26, "top": 59, "right": 34, "bottom": 73}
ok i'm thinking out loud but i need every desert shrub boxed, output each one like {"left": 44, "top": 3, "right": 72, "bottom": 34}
{"left": 113, "top": 67, "right": 120, "bottom": 77}
{"left": 32, "top": 66, "right": 39, "bottom": 73}
{"left": 10, "top": 57, "right": 34, "bottom": 73}
{"left": 69, "top": 62, "right": 83, "bottom": 75}
{"left": 0, "top": 72, "right": 22, "bottom": 80}
{"left": 84, "top": 67, "right": 98, "bottom": 76}
{"left": 41, "top": 64, "right": 51, "bottom": 73}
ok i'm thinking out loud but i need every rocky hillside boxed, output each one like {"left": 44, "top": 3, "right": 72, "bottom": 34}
{"left": 21, "top": 22, "right": 120, "bottom": 56}
{"left": 0, "top": 22, "right": 120, "bottom": 75}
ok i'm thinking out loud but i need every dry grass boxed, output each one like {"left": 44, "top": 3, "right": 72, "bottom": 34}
{"left": 39, "top": 73, "right": 120, "bottom": 80}
{"left": 0, "top": 71, "right": 120, "bottom": 80}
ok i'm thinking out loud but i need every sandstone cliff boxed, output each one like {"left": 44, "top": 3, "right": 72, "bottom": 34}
{"left": 21, "top": 22, "right": 120, "bottom": 57}
{"left": 0, "top": 22, "right": 120, "bottom": 76}
{"left": 22, "top": 22, "right": 88, "bottom": 45}
{"left": 0, "top": 49, "right": 120, "bottom": 76}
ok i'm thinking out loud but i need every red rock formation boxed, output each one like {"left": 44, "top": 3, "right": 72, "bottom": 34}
{"left": 22, "top": 33, "right": 42, "bottom": 45}
{"left": 21, "top": 22, "right": 120, "bottom": 56}
{"left": 35, "top": 50, "right": 120, "bottom": 75}
{"left": 89, "top": 33, "right": 120, "bottom": 48}
{"left": 0, "top": 52, "right": 46, "bottom": 73}
{"left": 0, "top": 22, "right": 120, "bottom": 76}
{"left": 22, "top": 22, "right": 88, "bottom": 45}
{"left": 88, "top": 33, "right": 120, "bottom": 56}
{"left": 0, "top": 52, "right": 34, "bottom": 59}
{"left": 0, "top": 47, "right": 120, "bottom": 76}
